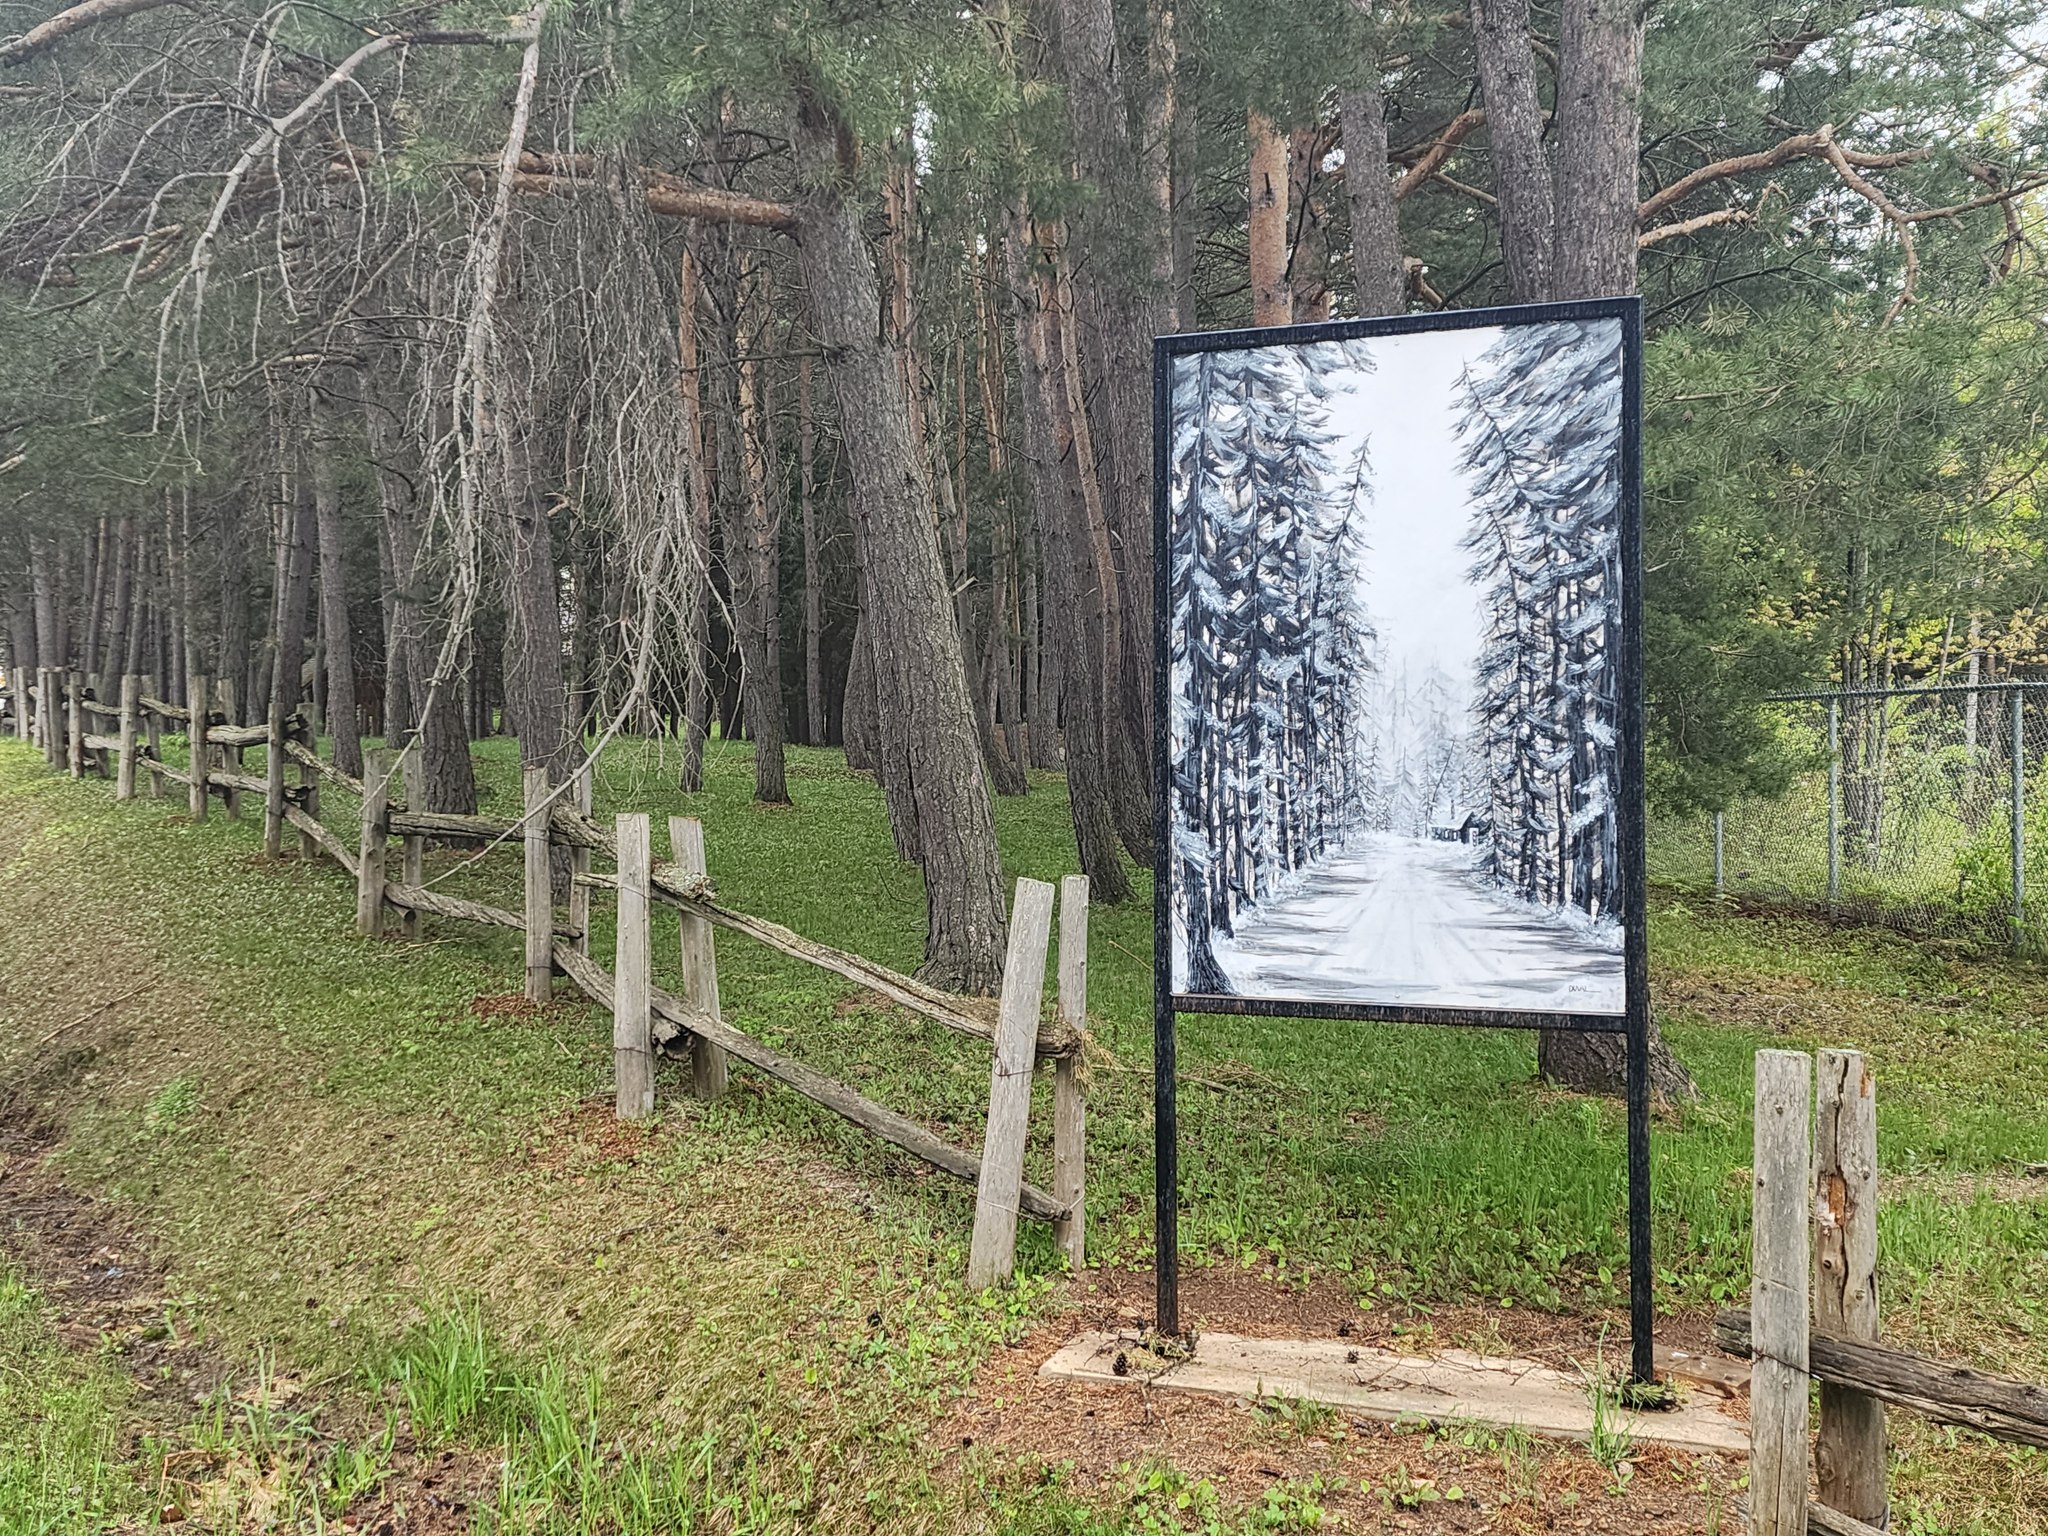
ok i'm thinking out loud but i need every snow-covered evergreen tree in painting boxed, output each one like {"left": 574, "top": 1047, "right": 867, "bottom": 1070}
{"left": 1166, "top": 315, "right": 1627, "bottom": 1016}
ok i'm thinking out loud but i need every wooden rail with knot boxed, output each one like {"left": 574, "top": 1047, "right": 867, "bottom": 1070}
{"left": 1740, "top": 1048, "right": 2048, "bottom": 1536}
{"left": 1, "top": 673, "right": 1090, "bottom": 1288}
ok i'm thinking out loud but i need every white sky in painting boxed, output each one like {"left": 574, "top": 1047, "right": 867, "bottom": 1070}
{"left": 1320, "top": 326, "right": 1507, "bottom": 690}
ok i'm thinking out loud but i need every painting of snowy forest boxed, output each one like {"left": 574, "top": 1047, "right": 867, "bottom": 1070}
{"left": 1164, "top": 311, "right": 1633, "bottom": 1018}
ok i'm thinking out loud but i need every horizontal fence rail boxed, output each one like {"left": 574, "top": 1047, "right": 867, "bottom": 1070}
{"left": 0, "top": 670, "right": 1089, "bottom": 1287}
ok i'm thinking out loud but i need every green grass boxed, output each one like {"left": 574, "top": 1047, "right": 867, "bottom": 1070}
{"left": 0, "top": 1268, "right": 138, "bottom": 1534}
{"left": 3, "top": 732, "right": 2046, "bottom": 1532}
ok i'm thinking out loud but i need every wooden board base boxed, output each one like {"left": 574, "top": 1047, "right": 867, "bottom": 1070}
{"left": 1038, "top": 1330, "right": 1750, "bottom": 1456}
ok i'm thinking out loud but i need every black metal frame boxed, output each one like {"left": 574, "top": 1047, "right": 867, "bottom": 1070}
{"left": 1150, "top": 298, "right": 1655, "bottom": 1382}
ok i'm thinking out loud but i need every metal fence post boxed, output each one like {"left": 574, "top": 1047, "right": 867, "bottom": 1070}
{"left": 1826, "top": 699, "right": 1841, "bottom": 910}
{"left": 1713, "top": 811, "right": 1725, "bottom": 895}
{"left": 2012, "top": 690, "right": 2026, "bottom": 944}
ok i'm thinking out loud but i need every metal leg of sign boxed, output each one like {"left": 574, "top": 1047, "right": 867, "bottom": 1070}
{"left": 1627, "top": 1001, "right": 1656, "bottom": 1384}
{"left": 1154, "top": 990, "right": 1180, "bottom": 1342}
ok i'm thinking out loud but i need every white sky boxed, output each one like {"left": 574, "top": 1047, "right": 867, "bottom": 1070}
{"left": 1319, "top": 325, "right": 1507, "bottom": 694}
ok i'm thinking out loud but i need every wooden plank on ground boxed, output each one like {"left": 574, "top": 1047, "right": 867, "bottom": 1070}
{"left": 1039, "top": 1331, "right": 1752, "bottom": 1455}
{"left": 967, "top": 877, "right": 1056, "bottom": 1289}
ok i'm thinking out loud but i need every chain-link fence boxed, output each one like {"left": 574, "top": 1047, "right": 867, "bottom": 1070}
{"left": 1646, "top": 683, "right": 2048, "bottom": 951}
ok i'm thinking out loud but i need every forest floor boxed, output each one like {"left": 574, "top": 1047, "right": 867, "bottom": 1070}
{"left": 1, "top": 734, "right": 2045, "bottom": 1535}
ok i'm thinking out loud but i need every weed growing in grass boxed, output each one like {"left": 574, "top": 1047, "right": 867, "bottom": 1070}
{"left": 144, "top": 1073, "right": 199, "bottom": 1132}
{"left": 1252, "top": 1391, "right": 1342, "bottom": 1437}
{"left": 0, "top": 1267, "right": 135, "bottom": 1532}
{"left": 1371, "top": 1463, "right": 1463, "bottom": 1509}
{"left": 386, "top": 1306, "right": 508, "bottom": 1439}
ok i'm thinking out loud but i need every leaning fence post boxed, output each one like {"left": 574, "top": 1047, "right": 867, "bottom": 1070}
{"left": 1052, "top": 873, "right": 1089, "bottom": 1270}
{"left": 400, "top": 752, "right": 425, "bottom": 939}
{"left": 669, "top": 815, "right": 728, "bottom": 1100}
{"left": 116, "top": 673, "right": 139, "bottom": 801}
{"left": 614, "top": 811, "right": 655, "bottom": 1120}
{"left": 968, "top": 877, "right": 1057, "bottom": 1290}
{"left": 262, "top": 703, "right": 286, "bottom": 857}
{"left": 1815, "top": 1048, "right": 1884, "bottom": 1526}
{"left": 1826, "top": 699, "right": 1841, "bottom": 910}
{"left": 2011, "top": 690, "right": 2025, "bottom": 944}
{"left": 66, "top": 669, "right": 83, "bottom": 778}
{"left": 523, "top": 767, "right": 553, "bottom": 1002}
{"left": 355, "top": 747, "right": 391, "bottom": 937}
{"left": 186, "top": 671, "right": 209, "bottom": 820}
{"left": 1751, "top": 1049, "right": 1812, "bottom": 1536}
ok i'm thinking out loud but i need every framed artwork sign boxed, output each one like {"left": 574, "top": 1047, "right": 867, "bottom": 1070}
{"left": 1156, "top": 300, "right": 1643, "bottom": 1031}
{"left": 1149, "top": 298, "right": 1653, "bottom": 1378}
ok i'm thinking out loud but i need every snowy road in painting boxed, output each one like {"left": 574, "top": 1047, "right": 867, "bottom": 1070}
{"left": 1208, "top": 834, "right": 1623, "bottom": 1014}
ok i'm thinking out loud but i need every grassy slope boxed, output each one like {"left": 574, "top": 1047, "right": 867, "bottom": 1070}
{"left": 1, "top": 734, "right": 2044, "bottom": 1533}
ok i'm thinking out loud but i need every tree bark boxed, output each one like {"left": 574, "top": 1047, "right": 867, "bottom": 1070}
{"left": 1248, "top": 109, "right": 1293, "bottom": 326}
{"left": 100, "top": 516, "right": 133, "bottom": 699}
{"left": 271, "top": 470, "right": 317, "bottom": 717}
{"left": 1470, "top": 0, "right": 1556, "bottom": 303}
{"left": 1551, "top": 0, "right": 1641, "bottom": 298}
{"left": 789, "top": 77, "right": 1009, "bottom": 992}
{"left": 1340, "top": 63, "right": 1406, "bottom": 316}
{"left": 730, "top": 261, "right": 790, "bottom": 804}
{"left": 842, "top": 602, "right": 878, "bottom": 771}
{"left": 311, "top": 393, "right": 363, "bottom": 777}
{"left": 799, "top": 352, "right": 824, "bottom": 746}
{"left": 675, "top": 242, "right": 716, "bottom": 791}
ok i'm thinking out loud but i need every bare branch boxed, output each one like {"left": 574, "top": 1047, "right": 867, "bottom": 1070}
{"left": 1638, "top": 205, "right": 1752, "bottom": 247}
{"left": 1393, "top": 108, "right": 1485, "bottom": 201}
{"left": 1, "top": 0, "right": 185, "bottom": 69}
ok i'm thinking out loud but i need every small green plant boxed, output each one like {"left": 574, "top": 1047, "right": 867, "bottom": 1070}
{"left": 386, "top": 1307, "right": 506, "bottom": 1439}
{"left": 1251, "top": 1392, "right": 1340, "bottom": 1438}
{"left": 145, "top": 1075, "right": 199, "bottom": 1132}
{"left": 1372, "top": 1463, "right": 1463, "bottom": 1509}
{"left": 1583, "top": 1344, "right": 1638, "bottom": 1493}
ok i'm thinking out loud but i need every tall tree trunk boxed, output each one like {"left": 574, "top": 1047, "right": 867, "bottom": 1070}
{"left": 842, "top": 602, "right": 878, "bottom": 771}
{"left": 789, "top": 78, "right": 1009, "bottom": 992}
{"left": 1006, "top": 215, "right": 1132, "bottom": 900}
{"left": 799, "top": 353, "right": 824, "bottom": 746}
{"left": 1470, "top": 0, "right": 1556, "bottom": 303}
{"left": 1550, "top": 0, "right": 1641, "bottom": 298}
{"left": 1340, "top": 59, "right": 1406, "bottom": 316}
{"left": 81, "top": 515, "right": 108, "bottom": 691}
{"left": 271, "top": 473, "right": 317, "bottom": 716}
{"left": 676, "top": 244, "right": 716, "bottom": 793}
{"left": 1248, "top": 109, "right": 1293, "bottom": 326}
{"left": 310, "top": 397, "right": 363, "bottom": 776}
{"left": 363, "top": 378, "right": 475, "bottom": 812}
{"left": 101, "top": 516, "right": 134, "bottom": 698}
{"left": 731, "top": 262, "right": 791, "bottom": 804}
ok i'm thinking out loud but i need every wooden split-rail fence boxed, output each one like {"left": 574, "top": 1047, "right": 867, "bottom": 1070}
{"left": 3, "top": 668, "right": 1089, "bottom": 1288}
{"left": 1730, "top": 1048, "right": 2048, "bottom": 1536}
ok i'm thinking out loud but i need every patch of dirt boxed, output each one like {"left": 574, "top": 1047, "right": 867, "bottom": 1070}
{"left": 947, "top": 1266, "right": 1742, "bottom": 1533}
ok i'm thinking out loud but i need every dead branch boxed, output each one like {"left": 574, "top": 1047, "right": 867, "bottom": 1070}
{"left": 1819, "top": 137, "right": 1917, "bottom": 326}
{"left": 1637, "top": 124, "right": 1931, "bottom": 225}
{"left": 1638, "top": 206, "right": 1752, "bottom": 247}
{"left": 0, "top": 0, "right": 184, "bottom": 68}
{"left": 474, "top": 152, "right": 798, "bottom": 231}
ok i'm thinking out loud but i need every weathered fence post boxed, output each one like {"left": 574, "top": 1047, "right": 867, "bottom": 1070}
{"left": 66, "top": 670, "right": 83, "bottom": 778}
{"left": 2011, "top": 690, "right": 2026, "bottom": 942}
{"left": 38, "top": 667, "right": 58, "bottom": 766}
{"left": 186, "top": 670, "right": 209, "bottom": 820}
{"left": 1052, "top": 873, "right": 1089, "bottom": 1269}
{"left": 216, "top": 678, "right": 241, "bottom": 819}
{"left": 669, "top": 815, "right": 728, "bottom": 1100}
{"left": 523, "top": 767, "right": 552, "bottom": 1002}
{"left": 968, "top": 877, "right": 1056, "bottom": 1290}
{"left": 1712, "top": 811, "right": 1725, "bottom": 895}
{"left": 294, "top": 719, "right": 319, "bottom": 858}
{"left": 1826, "top": 699, "right": 1841, "bottom": 909}
{"left": 143, "top": 677, "right": 164, "bottom": 798}
{"left": 355, "top": 747, "right": 391, "bottom": 937}
{"left": 8, "top": 670, "right": 24, "bottom": 741}
{"left": 614, "top": 811, "right": 655, "bottom": 1120}
{"left": 1751, "top": 1049, "right": 1812, "bottom": 1536}
{"left": 262, "top": 703, "right": 286, "bottom": 857}
{"left": 115, "top": 673, "right": 139, "bottom": 801}
{"left": 1815, "top": 1048, "right": 1884, "bottom": 1526}
{"left": 569, "top": 765, "right": 592, "bottom": 957}
{"left": 400, "top": 752, "right": 425, "bottom": 939}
